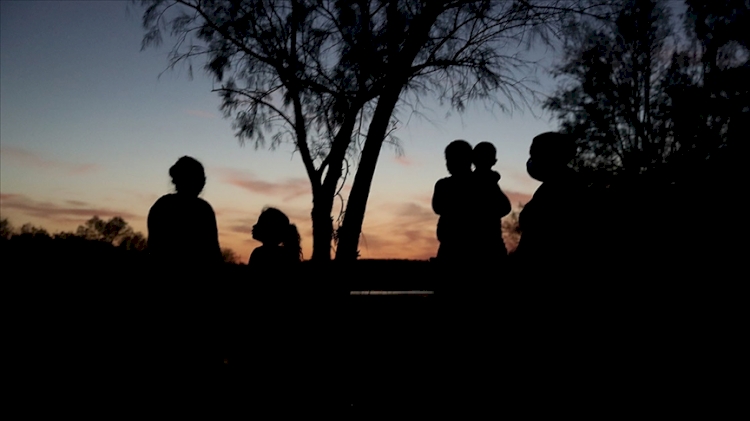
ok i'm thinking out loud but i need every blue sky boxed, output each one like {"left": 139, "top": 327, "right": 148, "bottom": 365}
{"left": 1, "top": 1, "right": 566, "bottom": 261}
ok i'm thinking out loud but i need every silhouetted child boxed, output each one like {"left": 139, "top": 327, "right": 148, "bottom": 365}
{"left": 472, "top": 142, "right": 512, "bottom": 262}
{"left": 432, "top": 140, "right": 475, "bottom": 264}
{"left": 249, "top": 207, "right": 302, "bottom": 266}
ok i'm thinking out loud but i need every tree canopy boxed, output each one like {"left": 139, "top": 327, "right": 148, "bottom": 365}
{"left": 545, "top": 0, "right": 748, "bottom": 179}
{"left": 76, "top": 216, "right": 135, "bottom": 245}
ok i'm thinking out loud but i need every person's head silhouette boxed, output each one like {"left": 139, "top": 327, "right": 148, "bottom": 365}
{"left": 526, "top": 132, "right": 577, "bottom": 182}
{"left": 169, "top": 156, "right": 206, "bottom": 197}
{"left": 252, "top": 207, "right": 302, "bottom": 262}
{"left": 444, "top": 140, "right": 473, "bottom": 175}
{"left": 473, "top": 142, "right": 497, "bottom": 171}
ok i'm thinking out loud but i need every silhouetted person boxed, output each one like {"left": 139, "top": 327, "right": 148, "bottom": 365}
{"left": 147, "top": 156, "right": 222, "bottom": 270}
{"left": 472, "top": 141, "right": 512, "bottom": 264}
{"left": 515, "top": 132, "right": 587, "bottom": 266}
{"left": 248, "top": 207, "right": 302, "bottom": 267}
{"left": 229, "top": 207, "right": 336, "bottom": 409}
{"left": 432, "top": 140, "right": 475, "bottom": 264}
{"left": 144, "top": 156, "right": 223, "bottom": 401}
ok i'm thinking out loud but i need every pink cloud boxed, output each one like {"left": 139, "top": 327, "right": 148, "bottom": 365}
{"left": 356, "top": 202, "right": 439, "bottom": 260}
{"left": 0, "top": 146, "right": 100, "bottom": 175}
{"left": 216, "top": 168, "right": 311, "bottom": 201}
{"left": 0, "top": 193, "right": 140, "bottom": 224}
{"left": 230, "top": 224, "right": 254, "bottom": 235}
{"left": 394, "top": 156, "right": 415, "bottom": 166}
{"left": 65, "top": 200, "right": 87, "bottom": 206}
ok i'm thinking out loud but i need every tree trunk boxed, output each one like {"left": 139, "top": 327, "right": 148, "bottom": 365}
{"left": 309, "top": 115, "right": 359, "bottom": 261}
{"left": 335, "top": 89, "right": 402, "bottom": 261}
{"left": 310, "top": 186, "right": 334, "bottom": 261}
{"left": 333, "top": 4, "right": 441, "bottom": 261}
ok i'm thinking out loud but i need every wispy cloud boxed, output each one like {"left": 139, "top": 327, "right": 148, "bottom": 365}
{"left": 230, "top": 224, "right": 254, "bottom": 235}
{"left": 118, "top": 189, "right": 160, "bottom": 205}
{"left": 185, "top": 109, "right": 217, "bottom": 119}
{"left": 358, "top": 202, "right": 439, "bottom": 260}
{"left": 0, "top": 146, "right": 101, "bottom": 175}
{"left": 0, "top": 193, "right": 140, "bottom": 225}
{"left": 394, "top": 156, "right": 415, "bottom": 166}
{"left": 216, "top": 168, "right": 310, "bottom": 201}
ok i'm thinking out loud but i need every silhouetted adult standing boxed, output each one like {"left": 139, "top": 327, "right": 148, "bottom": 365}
{"left": 147, "top": 156, "right": 222, "bottom": 270}
{"left": 433, "top": 140, "right": 512, "bottom": 267}
{"left": 433, "top": 140, "right": 476, "bottom": 265}
{"left": 515, "top": 132, "right": 589, "bottom": 267}
{"left": 143, "top": 156, "right": 223, "bottom": 405}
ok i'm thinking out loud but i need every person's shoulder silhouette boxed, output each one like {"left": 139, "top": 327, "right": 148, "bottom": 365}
{"left": 147, "top": 156, "right": 222, "bottom": 270}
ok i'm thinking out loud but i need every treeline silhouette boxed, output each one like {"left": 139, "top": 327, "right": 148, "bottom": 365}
{"left": 0, "top": 216, "right": 240, "bottom": 267}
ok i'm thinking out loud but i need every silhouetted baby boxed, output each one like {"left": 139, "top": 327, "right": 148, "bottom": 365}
{"left": 472, "top": 142, "right": 511, "bottom": 261}
{"left": 249, "top": 207, "right": 302, "bottom": 266}
{"left": 473, "top": 142, "right": 502, "bottom": 184}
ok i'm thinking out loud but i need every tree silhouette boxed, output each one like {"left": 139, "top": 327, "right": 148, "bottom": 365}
{"left": 221, "top": 247, "right": 239, "bottom": 264}
{"left": 118, "top": 232, "right": 148, "bottom": 252}
{"left": 501, "top": 206, "right": 523, "bottom": 254}
{"left": 545, "top": 0, "right": 678, "bottom": 176}
{"left": 137, "top": 0, "right": 606, "bottom": 261}
{"left": 76, "top": 216, "right": 135, "bottom": 245}
{"left": 682, "top": 0, "right": 749, "bottom": 159}
{"left": 545, "top": 0, "right": 748, "bottom": 179}
{"left": 0, "top": 218, "right": 12, "bottom": 241}
{"left": 19, "top": 223, "right": 51, "bottom": 239}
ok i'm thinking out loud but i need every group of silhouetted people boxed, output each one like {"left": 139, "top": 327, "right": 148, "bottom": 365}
{"left": 146, "top": 131, "right": 603, "bottom": 272}
{"left": 146, "top": 156, "right": 301, "bottom": 272}
{"left": 431, "top": 132, "right": 592, "bottom": 271}
{"left": 136, "top": 130, "right": 737, "bottom": 410}
{"left": 432, "top": 140, "right": 512, "bottom": 266}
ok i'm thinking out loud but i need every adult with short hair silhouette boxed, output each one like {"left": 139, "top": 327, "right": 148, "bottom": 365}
{"left": 144, "top": 156, "right": 223, "bottom": 403}
{"left": 514, "top": 132, "right": 589, "bottom": 266}
{"left": 147, "top": 156, "right": 222, "bottom": 269}
{"left": 432, "top": 140, "right": 476, "bottom": 265}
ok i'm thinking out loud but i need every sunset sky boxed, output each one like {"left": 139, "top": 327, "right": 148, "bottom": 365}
{"left": 0, "top": 1, "right": 565, "bottom": 262}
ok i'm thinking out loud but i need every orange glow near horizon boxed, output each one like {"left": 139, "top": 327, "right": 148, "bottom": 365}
{"left": 1, "top": 191, "right": 529, "bottom": 263}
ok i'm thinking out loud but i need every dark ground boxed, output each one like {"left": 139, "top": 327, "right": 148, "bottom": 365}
{"left": 7, "top": 258, "right": 743, "bottom": 415}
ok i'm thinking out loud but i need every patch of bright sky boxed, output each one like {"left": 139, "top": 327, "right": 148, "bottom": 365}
{"left": 1, "top": 1, "right": 568, "bottom": 261}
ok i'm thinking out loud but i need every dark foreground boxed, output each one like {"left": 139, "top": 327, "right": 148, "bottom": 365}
{"left": 8, "top": 258, "right": 743, "bottom": 415}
